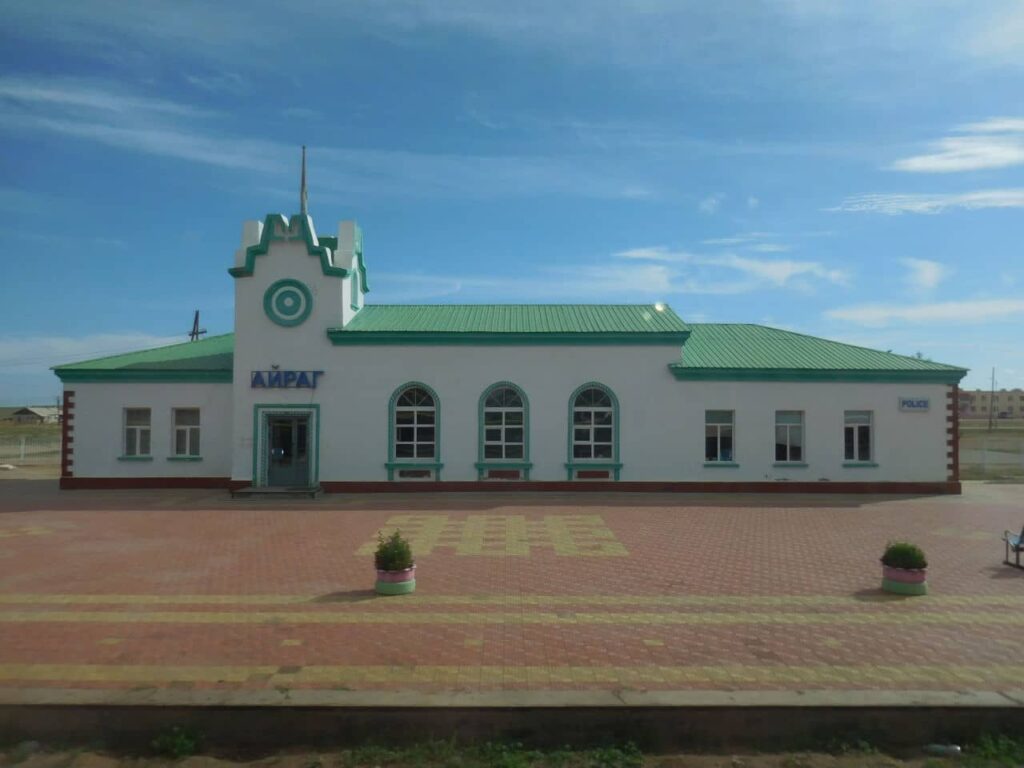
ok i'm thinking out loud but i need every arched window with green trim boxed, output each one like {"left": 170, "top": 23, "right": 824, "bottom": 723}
{"left": 566, "top": 382, "right": 621, "bottom": 480}
{"left": 387, "top": 382, "right": 442, "bottom": 481}
{"left": 476, "top": 382, "right": 531, "bottom": 480}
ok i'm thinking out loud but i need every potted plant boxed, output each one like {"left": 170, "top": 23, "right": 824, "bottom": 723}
{"left": 880, "top": 541, "right": 928, "bottom": 596}
{"left": 374, "top": 530, "right": 416, "bottom": 595}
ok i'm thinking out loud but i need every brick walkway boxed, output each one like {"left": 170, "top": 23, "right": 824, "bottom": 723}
{"left": 0, "top": 481, "right": 1022, "bottom": 695}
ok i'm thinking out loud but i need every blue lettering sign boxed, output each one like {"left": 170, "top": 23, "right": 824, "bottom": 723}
{"left": 898, "top": 397, "right": 929, "bottom": 412}
{"left": 250, "top": 370, "right": 326, "bottom": 389}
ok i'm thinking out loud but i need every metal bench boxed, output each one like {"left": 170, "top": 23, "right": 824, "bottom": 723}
{"left": 1004, "top": 525, "right": 1024, "bottom": 569}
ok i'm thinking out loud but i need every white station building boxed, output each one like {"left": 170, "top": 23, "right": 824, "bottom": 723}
{"left": 54, "top": 179, "right": 967, "bottom": 494}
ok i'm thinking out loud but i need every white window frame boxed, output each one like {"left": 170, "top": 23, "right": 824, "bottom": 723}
{"left": 482, "top": 388, "right": 525, "bottom": 461}
{"left": 393, "top": 387, "right": 437, "bottom": 462}
{"left": 123, "top": 407, "right": 151, "bottom": 457}
{"left": 844, "top": 410, "right": 873, "bottom": 462}
{"left": 774, "top": 410, "right": 805, "bottom": 463}
{"left": 172, "top": 407, "right": 201, "bottom": 457}
{"left": 572, "top": 388, "right": 615, "bottom": 461}
{"left": 705, "top": 410, "right": 735, "bottom": 462}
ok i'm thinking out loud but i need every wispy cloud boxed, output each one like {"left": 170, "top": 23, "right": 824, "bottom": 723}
{"left": 0, "top": 76, "right": 655, "bottom": 201}
{"left": 698, "top": 193, "right": 724, "bottom": 214}
{"left": 185, "top": 72, "right": 247, "bottom": 94}
{"left": 0, "top": 333, "right": 183, "bottom": 373}
{"left": 830, "top": 188, "right": 1024, "bottom": 215}
{"left": 901, "top": 257, "right": 949, "bottom": 291}
{"left": 889, "top": 118, "right": 1024, "bottom": 173}
{"left": 826, "top": 298, "right": 1024, "bottom": 327}
{"left": 616, "top": 246, "right": 847, "bottom": 292}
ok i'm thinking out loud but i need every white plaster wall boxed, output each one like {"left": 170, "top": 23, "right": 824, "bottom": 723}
{"left": 229, "top": 338, "right": 952, "bottom": 483}
{"left": 69, "top": 382, "right": 232, "bottom": 478}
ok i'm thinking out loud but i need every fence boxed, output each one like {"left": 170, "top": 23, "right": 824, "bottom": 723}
{"left": 959, "top": 436, "right": 1024, "bottom": 479}
{"left": 0, "top": 435, "right": 61, "bottom": 465}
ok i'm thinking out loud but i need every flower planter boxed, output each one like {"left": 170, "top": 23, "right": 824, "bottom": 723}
{"left": 375, "top": 564, "right": 416, "bottom": 596}
{"left": 881, "top": 564, "right": 928, "bottom": 596}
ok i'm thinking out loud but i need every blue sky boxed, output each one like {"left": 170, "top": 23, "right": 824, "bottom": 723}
{"left": 2, "top": 1, "right": 1024, "bottom": 404}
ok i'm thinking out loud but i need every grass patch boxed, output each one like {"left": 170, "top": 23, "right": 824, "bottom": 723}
{"left": 337, "top": 741, "right": 642, "bottom": 768}
{"left": 964, "top": 734, "right": 1024, "bottom": 767}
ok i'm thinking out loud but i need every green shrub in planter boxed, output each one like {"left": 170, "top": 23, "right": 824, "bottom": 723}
{"left": 881, "top": 541, "right": 927, "bottom": 570}
{"left": 375, "top": 530, "right": 414, "bottom": 572}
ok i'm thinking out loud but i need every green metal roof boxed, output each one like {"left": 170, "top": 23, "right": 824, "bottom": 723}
{"left": 53, "top": 334, "right": 234, "bottom": 382}
{"left": 669, "top": 324, "right": 967, "bottom": 383}
{"left": 329, "top": 304, "right": 690, "bottom": 345}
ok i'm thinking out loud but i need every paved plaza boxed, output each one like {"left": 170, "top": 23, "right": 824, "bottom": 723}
{"left": 0, "top": 481, "right": 1022, "bottom": 697}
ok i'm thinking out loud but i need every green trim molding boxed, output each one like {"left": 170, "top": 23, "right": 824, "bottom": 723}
{"left": 228, "top": 213, "right": 370, "bottom": 293}
{"left": 263, "top": 278, "right": 313, "bottom": 327}
{"left": 330, "top": 330, "right": 688, "bottom": 346}
{"left": 56, "top": 370, "right": 232, "bottom": 383}
{"left": 476, "top": 381, "right": 531, "bottom": 480}
{"left": 566, "top": 382, "right": 621, "bottom": 481}
{"left": 704, "top": 462, "right": 740, "bottom": 468}
{"left": 386, "top": 382, "right": 442, "bottom": 481}
{"left": 773, "top": 462, "right": 809, "bottom": 468}
{"left": 167, "top": 456, "right": 203, "bottom": 462}
{"left": 251, "top": 403, "right": 321, "bottom": 488}
{"left": 117, "top": 455, "right": 153, "bottom": 461}
{"left": 843, "top": 461, "right": 879, "bottom": 468}
{"left": 668, "top": 366, "right": 966, "bottom": 384}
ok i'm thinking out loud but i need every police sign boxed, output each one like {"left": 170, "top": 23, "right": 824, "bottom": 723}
{"left": 898, "top": 397, "right": 929, "bottom": 412}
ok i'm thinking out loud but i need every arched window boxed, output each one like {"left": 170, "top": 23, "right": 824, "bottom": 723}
{"left": 388, "top": 383, "right": 440, "bottom": 480}
{"left": 482, "top": 386, "right": 525, "bottom": 460}
{"left": 567, "top": 383, "right": 620, "bottom": 480}
{"left": 476, "top": 383, "right": 531, "bottom": 480}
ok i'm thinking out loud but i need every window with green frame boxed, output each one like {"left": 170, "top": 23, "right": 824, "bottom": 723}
{"left": 481, "top": 385, "right": 526, "bottom": 460}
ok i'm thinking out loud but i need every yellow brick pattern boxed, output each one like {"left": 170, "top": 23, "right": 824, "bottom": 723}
{"left": 355, "top": 515, "right": 627, "bottom": 557}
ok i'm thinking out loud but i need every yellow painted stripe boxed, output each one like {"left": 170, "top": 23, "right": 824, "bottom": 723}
{"left": 0, "top": 609, "right": 1021, "bottom": 626}
{"left": 1, "top": 663, "right": 1023, "bottom": 687}
{"left": 0, "top": 593, "right": 1020, "bottom": 607}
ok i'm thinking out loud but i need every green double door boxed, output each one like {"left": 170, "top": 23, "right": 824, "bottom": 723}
{"left": 266, "top": 415, "right": 310, "bottom": 488}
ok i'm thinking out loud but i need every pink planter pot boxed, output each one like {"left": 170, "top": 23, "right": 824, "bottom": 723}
{"left": 376, "top": 565, "right": 416, "bottom": 583}
{"left": 882, "top": 565, "right": 927, "bottom": 584}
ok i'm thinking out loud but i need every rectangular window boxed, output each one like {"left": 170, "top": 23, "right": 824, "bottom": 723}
{"left": 774, "top": 410, "right": 804, "bottom": 462}
{"left": 123, "top": 408, "right": 151, "bottom": 457}
{"left": 844, "top": 410, "right": 872, "bottom": 461}
{"left": 704, "top": 410, "right": 734, "bottom": 462}
{"left": 173, "top": 408, "right": 201, "bottom": 457}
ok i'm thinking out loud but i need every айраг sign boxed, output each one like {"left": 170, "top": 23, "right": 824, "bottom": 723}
{"left": 251, "top": 370, "right": 325, "bottom": 389}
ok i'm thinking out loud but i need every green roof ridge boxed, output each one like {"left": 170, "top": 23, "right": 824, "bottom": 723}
{"left": 53, "top": 333, "right": 234, "bottom": 371}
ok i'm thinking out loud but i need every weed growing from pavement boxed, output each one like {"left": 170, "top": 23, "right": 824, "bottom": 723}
{"left": 337, "top": 740, "right": 642, "bottom": 768}
{"left": 151, "top": 725, "right": 202, "bottom": 759}
{"left": 964, "top": 734, "right": 1024, "bottom": 767}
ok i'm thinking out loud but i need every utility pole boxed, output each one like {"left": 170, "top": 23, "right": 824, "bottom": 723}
{"left": 188, "top": 310, "right": 207, "bottom": 342}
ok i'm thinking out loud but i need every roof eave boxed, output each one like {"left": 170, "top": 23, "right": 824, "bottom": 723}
{"left": 53, "top": 370, "right": 233, "bottom": 383}
{"left": 667, "top": 365, "right": 967, "bottom": 384}
{"left": 326, "top": 329, "right": 691, "bottom": 346}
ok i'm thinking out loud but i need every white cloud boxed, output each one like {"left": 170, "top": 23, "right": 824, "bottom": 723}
{"left": 0, "top": 77, "right": 654, "bottom": 201}
{"left": 0, "top": 333, "right": 184, "bottom": 374}
{"left": 890, "top": 118, "right": 1024, "bottom": 173}
{"left": 615, "top": 246, "right": 847, "bottom": 291}
{"left": 900, "top": 257, "right": 949, "bottom": 291}
{"left": 830, "top": 188, "right": 1024, "bottom": 215}
{"left": 826, "top": 298, "right": 1024, "bottom": 327}
{"left": 185, "top": 72, "right": 247, "bottom": 94}
{"left": 698, "top": 193, "right": 724, "bottom": 214}
{"left": 749, "top": 243, "right": 790, "bottom": 253}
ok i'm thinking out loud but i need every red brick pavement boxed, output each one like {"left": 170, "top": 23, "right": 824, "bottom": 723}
{"left": 0, "top": 480, "right": 1022, "bottom": 694}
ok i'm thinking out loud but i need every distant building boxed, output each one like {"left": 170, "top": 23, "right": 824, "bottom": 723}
{"left": 959, "top": 389, "right": 1024, "bottom": 418}
{"left": 12, "top": 406, "right": 61, "bottom": 424}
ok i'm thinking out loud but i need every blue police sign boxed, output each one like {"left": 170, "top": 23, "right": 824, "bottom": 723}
{"left": 898, "top": 397, "right": 929, "bottom": 412}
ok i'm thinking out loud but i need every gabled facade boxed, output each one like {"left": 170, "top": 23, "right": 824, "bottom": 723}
{"left": 54, "top": 202, "right": 968, "bottom": 493}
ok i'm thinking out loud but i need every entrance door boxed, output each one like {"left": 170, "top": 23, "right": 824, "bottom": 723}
{"left": 266, "top": 415, "right": 310, "bottom": 487}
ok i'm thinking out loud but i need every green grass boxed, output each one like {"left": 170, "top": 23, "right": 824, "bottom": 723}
{"left": 0, "top": 422, "right": 61, "bottom": 438}
{"left": 336, "top": 741, "right": 643, "bottom": 768}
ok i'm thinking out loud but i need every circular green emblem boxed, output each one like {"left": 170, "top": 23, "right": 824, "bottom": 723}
{"left": 263, "top": 279, "right": 313, "bottom": 327}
